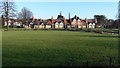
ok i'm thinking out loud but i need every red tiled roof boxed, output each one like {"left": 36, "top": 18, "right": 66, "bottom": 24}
{"left": 45, "top": 19, "right": 65, "bottom": 25}
{"left": 87, "top": 19, "right": 93, "bottom": 22}
{"left": 53, "top": 19, "right": 62, "bottom": 22}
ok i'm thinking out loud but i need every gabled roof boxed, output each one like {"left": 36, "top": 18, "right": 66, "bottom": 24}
{"left": 41, "top": 18, "right": 65, "bottom": 25}
{"left": 87, "top": 19, "right": 93, "bottom": 22}
{"left": 86, "top": 19, "right": 96, "bottom": 23}
{"left": 71, "top": 15, "right": 80, "bottom": 21}
{"left": 53, "top": 19, "right": 63, "bottom": 23}
{"left": 57, "top": 14, "right": 64, "bottom": 20}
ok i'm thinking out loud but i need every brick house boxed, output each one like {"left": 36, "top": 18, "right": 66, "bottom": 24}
{"left": 42, "top": 13, "right": 66, "bottom": 29}
{"left": 68, "top": 15, "right": 96, "bottom": 29}
{"left": 28, "top": 12, "right": 96, "bottom": 29}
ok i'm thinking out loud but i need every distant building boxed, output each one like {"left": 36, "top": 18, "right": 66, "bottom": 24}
{"left": 68, "top": 15, "right": 96, "bottom": 29}
{"left": 35, "top": 12, "right": 66, "bottom": 29}
{"left": 4, "top": 19, "right": 12, "bottom": 26}
{"left": 5, "top": 12, "right": 96, "bottom": 29}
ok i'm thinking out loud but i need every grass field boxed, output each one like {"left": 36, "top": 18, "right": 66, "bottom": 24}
{"left": 2, "top": 30, "right": 119, "bottom": 66}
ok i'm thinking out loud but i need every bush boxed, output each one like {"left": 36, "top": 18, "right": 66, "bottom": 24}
{"left": 83, "top": 28, "right": 94, "bottom": 32}
{"left": 93, "top": 29, "right": 104, "bottom": 34}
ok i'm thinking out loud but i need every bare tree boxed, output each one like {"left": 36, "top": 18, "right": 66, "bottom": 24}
{"left": 18, "top": 7, "right": 33, "bottom": 25}
{"left": 0, "top": 0, "right": 17, "bottom": 29}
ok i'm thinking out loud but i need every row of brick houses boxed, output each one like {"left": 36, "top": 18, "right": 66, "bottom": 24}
{"left": 29, "top": 13, "right": 96, "bottom": 29}
{"left": 3, "top": 13, "right": 97, "bottom": 29}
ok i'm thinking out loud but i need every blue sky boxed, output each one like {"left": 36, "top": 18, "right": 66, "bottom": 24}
{"left": 15, "top": 2, "right": 118, "bottom": 19}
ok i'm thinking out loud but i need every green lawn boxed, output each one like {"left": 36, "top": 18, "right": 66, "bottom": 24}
{"left": 2, "top": 30, "right": 119, "bottom": 66}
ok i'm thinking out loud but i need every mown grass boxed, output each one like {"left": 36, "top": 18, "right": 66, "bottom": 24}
{"left": 2, "top": 30, "right": 119, "bottom": 66}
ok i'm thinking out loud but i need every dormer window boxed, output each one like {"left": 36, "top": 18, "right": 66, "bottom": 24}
{"left": 73, "top": 19, "right": 76, "bottom": 22}
{"left": 78, "top": 19, "right": 81, "bottom": 22}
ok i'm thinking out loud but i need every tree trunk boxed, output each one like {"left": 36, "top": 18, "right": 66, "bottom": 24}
{"left": 6, "top": 1, "right": 9, "bottom": 30}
